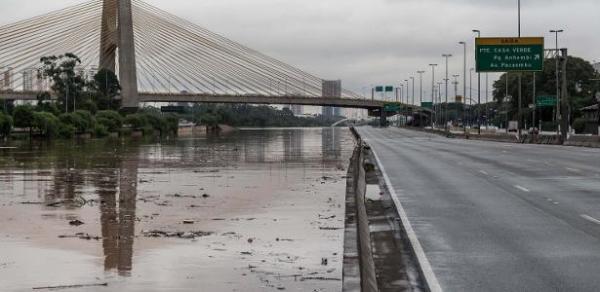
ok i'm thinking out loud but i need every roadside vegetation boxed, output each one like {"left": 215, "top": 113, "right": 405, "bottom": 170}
{"left": 0, "top": 53, "right": 343, "bottom": 141}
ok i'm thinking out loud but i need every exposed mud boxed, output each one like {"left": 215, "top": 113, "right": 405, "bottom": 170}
{"left": 0, "top": 128, "right": 354, "bottom": 292}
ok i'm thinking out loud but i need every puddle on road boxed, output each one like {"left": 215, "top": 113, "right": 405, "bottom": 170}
{"left": 0, "top": 128, "right": 354, "bottom": 292}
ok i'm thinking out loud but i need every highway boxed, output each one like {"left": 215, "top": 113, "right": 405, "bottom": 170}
{"left": 358, "top": 127, "right": 600, "bottom": 292}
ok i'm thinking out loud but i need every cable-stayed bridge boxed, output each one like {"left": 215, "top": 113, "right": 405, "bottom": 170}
{"left": 0, "top": 0, "right": 423, "bottom": 117}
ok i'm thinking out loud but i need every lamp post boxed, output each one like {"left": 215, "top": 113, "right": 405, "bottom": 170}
{"left": 550, "top": 29, "right": 564, "bottom": 136}
{"left": 404, "top": 79, "right": 409, "bottom": 104}
{"left": 410, "top": 77, "right": 415, "bottom": 106}
{"left": 590, "top": 78, "right": 600, "bottom": 135}
{"left": 459, "top": 41, "right": 467, "bottom": 131}
{"left": 417, "top": 70, "right": 425, "bottom": 127}
{"left": 429, "top": 64, "right": 438, "bottom": 128}
{"left": 442, "top": 54, "right": 452, "bottom": 131}
{"left": 473, "top": 29, "right": 482, "bottom": 134}
{"left": 469, "top": 68, "right": 474, "bottom": 129}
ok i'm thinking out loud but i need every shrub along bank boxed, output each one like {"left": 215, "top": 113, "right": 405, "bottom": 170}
{"left": 1, "top": 106, "right": 178, "bottom": 140}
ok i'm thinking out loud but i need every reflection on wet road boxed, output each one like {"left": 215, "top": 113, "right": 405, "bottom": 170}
{"left": 0, "top": 128, "right": 352, "bottom": 292}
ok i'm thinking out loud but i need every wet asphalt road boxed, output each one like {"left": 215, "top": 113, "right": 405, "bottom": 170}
{"left": 358, "top": 127, "right": 600, "bottom": 292}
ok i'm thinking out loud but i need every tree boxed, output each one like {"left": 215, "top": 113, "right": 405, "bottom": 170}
{"left": 91, "top": 69, "right": 121, "bottom": 110}
{"left": 40, "top": 53, "right": 88, "bottom": 113}
{"left": 0, "top": 112, "right": 13, "bottom": 138}
{"left": 493, "top": 56, "right": 599, "bottom": 123}
{"left": 12, "top": 105, "right": 35, "bottom": 130}
{"left": 32, "top": 112, "right": 60, "bottom": 137}
{"left": 96, "top": 110, "right": 123, "bottom": 132}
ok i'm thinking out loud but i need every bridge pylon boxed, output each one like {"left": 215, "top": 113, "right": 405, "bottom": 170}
{"left": 100, "top": 0, "right": 139, "bottom": 110}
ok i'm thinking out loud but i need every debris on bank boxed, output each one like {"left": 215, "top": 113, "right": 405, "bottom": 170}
{"left": 142, "top": 230, "right": 213, "bottom": 239}
{"left": 58, "top": 233, "right": 101, "bottom": 241}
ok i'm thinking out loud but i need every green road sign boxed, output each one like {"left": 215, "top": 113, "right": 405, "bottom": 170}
{"left": 385, "top": 86, "right": 394, "bottom": 92}
{"left": 384, "top": 102, "right": 402, "bottom": 112}
{"left": 421, "top": 102, "right": 433, "bottom": 109}
{"left": 476, "top": 37, "right": 544, "bottom": 72}
{"left": 536, "top": 96, "right": 557, "bottom": 107}
{"left": 375, "top": 86, "right": 384, "bottom": 92}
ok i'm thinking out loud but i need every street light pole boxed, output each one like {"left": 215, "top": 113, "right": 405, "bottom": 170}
{"left": 459, "top": 41, "right": 467, "bottom": 131}
{"left": 473, "top": 29, "right": 482, "bottom": 134}
{"left": 410, "top": 77, "right": 415, "bottom": 106}
{"left": 442, "top": 54, "right": 452, "bottom": 131}
{"left": 429, "top": 64, "right": 438, "bottom": 128}
{"left": 417, "top": 70, "right": 425, "bottom": 127}
{"left": 469, "top": 68, "right": 474, "bottom": 129}
{"left": 550, "top": 29, "right": 564, "bottom": 136}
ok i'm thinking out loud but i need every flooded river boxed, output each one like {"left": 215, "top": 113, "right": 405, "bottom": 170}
{"left": 0, "top": 128, "right": 354, "bottom": 292}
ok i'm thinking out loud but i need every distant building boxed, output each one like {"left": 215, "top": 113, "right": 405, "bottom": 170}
{"left": 322, "top": 80, "right": 342, "bottom": 118}
{"left": 22, "top": 69, "right": 34, "bottom": 91}
{"left": 2, "top": 67, "right": 12, "bottom": 90}
{"left": 593, "top": 62, "right": 600, "bottom": 74}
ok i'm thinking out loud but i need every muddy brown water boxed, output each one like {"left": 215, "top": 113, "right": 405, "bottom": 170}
{"left": 0, "top": 128, "right": 354, "bottom": 292}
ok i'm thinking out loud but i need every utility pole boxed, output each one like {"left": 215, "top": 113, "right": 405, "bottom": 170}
{"left": 429, "top": 64, "right": 438, "bottom": 128}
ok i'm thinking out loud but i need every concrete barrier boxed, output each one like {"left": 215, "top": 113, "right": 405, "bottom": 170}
{"left": 565, "top": 135, "right": 600, "bottom": 148}
{"left": 344, "top": 128, "right": 378, "bottom": 292}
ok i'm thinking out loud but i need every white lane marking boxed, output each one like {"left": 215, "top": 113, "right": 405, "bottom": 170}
{"left": 515, "top": 185, "right": 530, "bottom": 193}
{"left": 581, "top": 214, "right": 600, "bottom": 225}
{"left": 565, "top": 167, "right": 581, "bottom": 173}
{"left": 479, "top": 170, "right": 489, "bottom": 175}
{"left": 367, "top": 138, "right": 443, "bottom": 292}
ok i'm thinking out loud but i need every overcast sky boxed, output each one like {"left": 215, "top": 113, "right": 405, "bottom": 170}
{"left": 2, "top": 0, "right": 599, "bottom": 99}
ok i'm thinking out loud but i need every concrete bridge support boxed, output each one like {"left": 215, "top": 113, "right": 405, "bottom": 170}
{"left": 100, "top": 0, "right": 139, "bottom": 110}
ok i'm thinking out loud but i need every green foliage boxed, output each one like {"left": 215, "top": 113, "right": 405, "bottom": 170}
{"left": 58, "top": 123, "right": 76, "bottom": 139}
{"left": 91, "top": 69, "right": 121, "bottom": 110}
{"left": 493, "top": 56, "right": 600, "bottom": 122}
{"left": 12, "top": 105, "right": 36, "bottom": 129}
{"left": 78, "top": 100, "right": 98, "bottom": 115}
{"left": 32, "top": 112, "right": 60, "bottom": 138}
{"left": 124, "top": 113, "right": 148, "bottom": 130}
{"left": 573, "top": 118, "right": 587, "bottom": 134}
{"left": 36, "top": 102, "right": 61, "bottom": 116}
{"left": 123, "top": 111, "right": 178, "bottom": 136}
{"left": 0, "top": 112, "right": 13, "bottom": 138}
{"left": 188, "top": 104, "right": 329, "bottom": 127}
{"left": 40, "top": 53, "right": 88, "bottom": 113}
{"left": 96, "top": 110, "right": 123, "bottom": 132}
{"left": 59, "top": 110, "right": 94, "bottom": 134}
{"left": 73, "top": 110, "right": 95, "bottom": 132}
{"left": 94, "top": 124, "right": 109, "bottom": 138}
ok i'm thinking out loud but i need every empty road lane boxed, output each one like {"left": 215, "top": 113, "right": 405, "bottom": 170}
{"left": 358, "top": 127, "right": 600, "bottom": 292}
